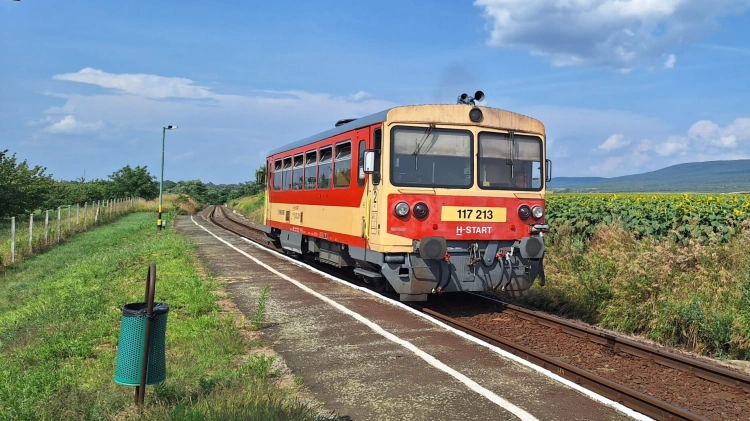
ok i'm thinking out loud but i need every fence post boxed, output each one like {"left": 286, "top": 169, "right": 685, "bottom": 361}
{"left": 76, "top": 203, "right": 80, "bottom": 229}
{"left": 45, "top": 210, "right": 49, "bottom": 245}
{"left": 84, "top": 202, "right": 88, "bottom": 228}
{"left": 95, "top": 201, "right": 100, "bottom": 224}
{"left": 57, "top": 207, "right": 62, "bottom": 243}
{"left": 29, "top": 214, "right": 34, "bottom": 254}
{"left": 67, "top": 205, "right": 71, "bottom": 234}
{"left": 10, "top": 217, "right": 15, "bottom": 265}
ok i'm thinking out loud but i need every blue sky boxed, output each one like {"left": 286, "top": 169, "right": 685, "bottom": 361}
{"left": 2, "top": 0, "right": 749, "bottom": 184}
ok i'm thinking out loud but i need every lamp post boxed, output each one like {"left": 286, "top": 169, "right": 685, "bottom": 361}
{"left": 158, "top": 125, "right": 178, "bottom": 230}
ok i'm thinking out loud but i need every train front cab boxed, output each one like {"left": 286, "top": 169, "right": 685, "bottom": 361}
{"left": 361, "top": 106, "right": 550, "bottom": 301}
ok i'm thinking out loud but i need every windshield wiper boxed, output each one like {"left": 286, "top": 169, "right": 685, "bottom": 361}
{"left": 412, "top": 124, "right": 435, "bottom": 169}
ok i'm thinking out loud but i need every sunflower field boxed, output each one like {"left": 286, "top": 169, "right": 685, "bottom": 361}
{"left": 546, "top": 193, "right": 750, "bottom": 243}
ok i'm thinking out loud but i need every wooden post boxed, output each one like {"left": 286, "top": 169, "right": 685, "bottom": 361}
{"left": 29, "top": 214, "right": 34, "bottom": 253}
{"left": 67, "top": 205, "right": 71, "bottom": 234}
{"left": 84, "top": 202, "right": 88, "bottom": 228}
{"left": 45, "top": 210, "right": 49, "bottom": 245}
{"left": 57, "top": 207, "right": 62, "bottom": 243}
{"left": 76, "top": 203, "right": 80, "bottom": 228}
{"left": 95, "top": 201, "right": 100, "bottom": 224}
{"left": 10, "top": 217, "right": 15, "bottom": 265}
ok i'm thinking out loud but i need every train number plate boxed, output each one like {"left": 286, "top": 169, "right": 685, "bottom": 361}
{"left": 441, "top": 206, "right": 506, "bottom": 222}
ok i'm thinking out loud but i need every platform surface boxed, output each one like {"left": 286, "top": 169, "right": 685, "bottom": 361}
{"left": 175, "top": 215, "right": 643, "bottom": 421}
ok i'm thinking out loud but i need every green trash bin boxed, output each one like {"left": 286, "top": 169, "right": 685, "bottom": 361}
{"left": 114, "top": 302, "right": 169, "bottom": 386}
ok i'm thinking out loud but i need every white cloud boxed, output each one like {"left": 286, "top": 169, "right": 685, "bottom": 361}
{"left": 635, "top": 138, "right": 653, "bottom": 153}
{"left": 44, "top": 103, "right": 76, "bottom": 115}
{"left": 686, "top": 118, "right": 750, "bottom": 148}
{"left": 590, "top": 138, "right": 652, "bottom": 173}
{"left": 44, "top": 69, "right": 394, "bottom": 133}
{"left": 53, "top": 68, "right": 215, "bottom": 99}
{"left": 33, "top": 68, "right": 396, "bottom": 181}
{"left": 590, "top": 156, "right": 625, "bottom": 174}
{"left": 474, "top": 0, "right": 750, "bottom": 71}
{"left": 655, "top": 135, "right": 689, "bottom": 156}
{"left": 664, "top": 54, "right": 677, "bottom": 69}
{"left": 597, "top": 134, "right": 631, "bottom": 151}
{"left": 349, "top": 91, "right": 371, "bottom": 101}
{"left": 41, "top": 115, "right": 104, "bottom": 134}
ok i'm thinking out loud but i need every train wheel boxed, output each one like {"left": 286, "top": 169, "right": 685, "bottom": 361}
{"left": 371, "top": 277, "right": 387, "bottom": 293}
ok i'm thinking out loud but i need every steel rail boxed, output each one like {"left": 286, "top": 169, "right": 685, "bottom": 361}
{"left": 417, "top": 305, "right": 708, "bottom": 421}
{"left": 467, "top": 293, "right": 750, "bottom": 395}
{"left": 206, "top": 205, "right": 747, "bottom": 420}
{"left": 208, "top": 206, "right": 273, "bottom": 247}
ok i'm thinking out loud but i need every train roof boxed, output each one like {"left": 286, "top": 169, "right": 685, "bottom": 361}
{"left": 266, "top": 104, "right": 545, "bottom": 157}
{"left": 267, "top": 109, "right": 391, "bottom": 157}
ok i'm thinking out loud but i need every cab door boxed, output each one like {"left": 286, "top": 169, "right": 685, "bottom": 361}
{"left": 365, "top": 125, "right": 383, "bottom": 241}
{"left": 355, "top": 127, "right": 370, "bottom": 238}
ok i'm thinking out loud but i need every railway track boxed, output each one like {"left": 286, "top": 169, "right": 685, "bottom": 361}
{"left": 418, "top": 294, "right": 750, "bottom": 421}
{"left": 206, "top": 205, "right": 750, "bottom": 421}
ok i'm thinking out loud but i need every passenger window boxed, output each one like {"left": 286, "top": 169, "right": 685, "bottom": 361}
{"left": 282, "top": 157, "right": 292, "bottom": 191}
{"left": 292, "top": 155, "right": 304, "bottom": 190}
{"left": 357, "top": 140, "right": 365, "bottom": 187}
{"left": 334, "top": 142, "right": 352, "bottom": 188}
{"left": 318, "top": 147, "right": 333, "bottom": 189}
{"left": 304, "top": 151, "right": 317, "bottom": 189}
{"left": 273, "top": 159, "right": 282, "bottom": 191}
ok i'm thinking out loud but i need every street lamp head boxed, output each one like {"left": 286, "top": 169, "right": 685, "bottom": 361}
{"left": 164, "top": 125, "right": 178, "bottom": 130}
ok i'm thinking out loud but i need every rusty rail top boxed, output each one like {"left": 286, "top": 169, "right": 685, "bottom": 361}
{"left": 470, "top": 293, "right": 750, "bottom": 395}
{"left": 417, "top": 305, "right": 709, "bottom": 421}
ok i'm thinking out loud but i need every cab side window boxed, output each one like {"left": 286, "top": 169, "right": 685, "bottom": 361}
{"left": 357, "top": 140, "right": 365, "bottom": 187}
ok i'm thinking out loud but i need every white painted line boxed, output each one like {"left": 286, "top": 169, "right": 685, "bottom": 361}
{"left": 238, "top": 234, "right": 652, "bottom": 421}
{"left": 236, "top": 239, "right": 655, "bottom": 421}
{"left": 191, "top": 216, "right": 538, "bottom": 421}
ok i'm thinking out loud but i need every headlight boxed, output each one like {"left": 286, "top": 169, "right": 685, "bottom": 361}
{"left": 518, "top": 205, "right": 531, "bottom": 220}
{"left": 531, "top": 205, "right": 544, "bottom": 219}
{"left": 413, "top": 202, "right": 429, "bottom": 218}
{"left": 394, "top": 202, "right": 410, "bottom": 217}
{"left": 469, "top": 107, "right": 483, "bottom": 123}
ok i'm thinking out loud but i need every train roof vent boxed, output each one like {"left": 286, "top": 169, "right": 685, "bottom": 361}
{"left": 335, "top": 118, "right": 357, "bottom": 127}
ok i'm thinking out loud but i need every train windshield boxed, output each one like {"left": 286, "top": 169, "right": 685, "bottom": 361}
{"left": 390, "top": 126, "right": 473, "bottom": 188}
{"left": 478, "top": 132, "right": 543, "bottom": 191}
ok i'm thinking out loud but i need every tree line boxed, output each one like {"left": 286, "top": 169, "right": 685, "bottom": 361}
{"left": 0, "top": 149, "right": 265, "bottom": 218}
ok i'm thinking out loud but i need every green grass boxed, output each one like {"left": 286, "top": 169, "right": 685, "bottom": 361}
{"left": 251, "top": 285, "right": 270, "bottom": 331}
{"left": 0, "top": 201, "right": 138, "bottom": 269}
{"left": 516, "top": 222, "right": 750, "bottom": 360}
{"left": 0, "top": 213, "right": 320, "bottom": 421}
{"left": 228, "top": 193, "right": 265, "bottom": 224}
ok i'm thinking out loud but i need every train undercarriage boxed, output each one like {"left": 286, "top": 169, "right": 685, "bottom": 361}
{"left": 266, "top": 227, "right": 545, "bottom": 301}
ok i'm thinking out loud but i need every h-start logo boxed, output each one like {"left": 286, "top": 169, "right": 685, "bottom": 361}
{"left": 456, "top": 226, "right": 493, "bottom": 236}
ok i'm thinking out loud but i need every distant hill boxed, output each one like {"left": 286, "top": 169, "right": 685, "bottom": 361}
{"left": 549, "top": 160, "right": 750, "bottom": 193}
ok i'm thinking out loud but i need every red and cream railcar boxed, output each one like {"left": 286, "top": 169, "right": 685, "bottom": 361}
{"left": 263, "top": 98, "right": 549, "bottom": 301}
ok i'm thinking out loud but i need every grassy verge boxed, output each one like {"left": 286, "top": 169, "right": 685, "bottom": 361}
{"left": 517, "top": 222, "right": 750, "bottom": 360}
{"left": 0, "top": 195, "right": 201, "bottom": 270}
{"left": 0, "top": 213, "right": 320, "bottom": 420}
{"left": 136, "top": 193, "right": 202, "bottom": 216}
{"left": 228, "top": 193, "right": 265, "bottom": 224}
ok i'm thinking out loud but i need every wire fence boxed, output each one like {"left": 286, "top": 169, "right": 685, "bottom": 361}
{"left": 0, "top": 197, "right": 145, "bottom": 269}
